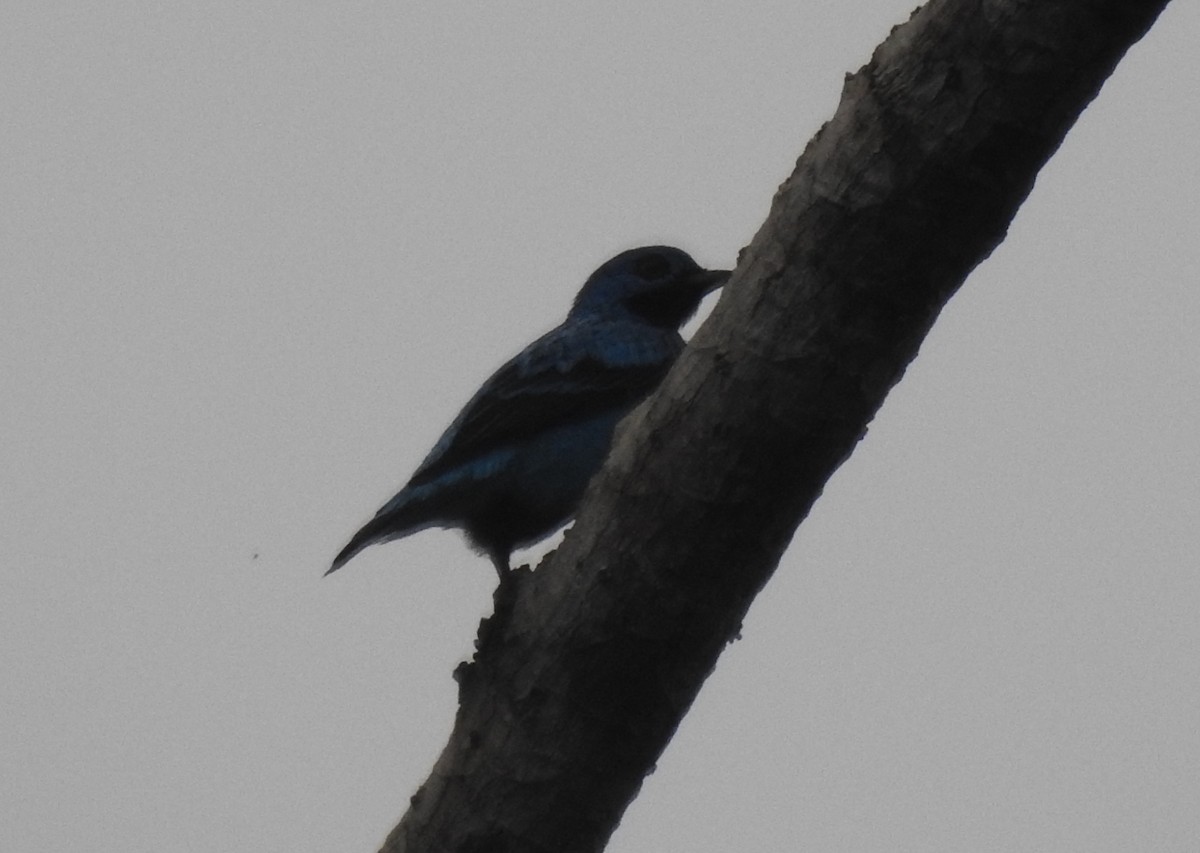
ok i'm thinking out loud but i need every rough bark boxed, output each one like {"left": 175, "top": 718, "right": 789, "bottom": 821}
{"left": 380, "top": 1, "right": 1171, "bottom": 850}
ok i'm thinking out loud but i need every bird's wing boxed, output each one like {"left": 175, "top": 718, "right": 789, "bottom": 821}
{"left": 406, "top": 320, "right": 681, "bottom": 488}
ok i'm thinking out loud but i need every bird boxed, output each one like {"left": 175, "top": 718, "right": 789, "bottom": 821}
{"left": 328, "top": 245, "right": 730, "bottom": 580}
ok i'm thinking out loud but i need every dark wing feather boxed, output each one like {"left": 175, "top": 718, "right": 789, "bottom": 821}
{"left": 405, "top": 318, "right": 682, "bottom": 488}
{"left": 408, "top": 355, "right": 669, "bottom": 487}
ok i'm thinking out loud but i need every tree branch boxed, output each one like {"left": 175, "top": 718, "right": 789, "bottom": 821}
{"left": 380, "top": 1, "right": 1171, "bottom": 850}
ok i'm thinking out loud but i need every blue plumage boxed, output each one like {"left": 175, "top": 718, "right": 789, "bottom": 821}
{"left": 328, "top": 246, "right": 729, "bottom": 579}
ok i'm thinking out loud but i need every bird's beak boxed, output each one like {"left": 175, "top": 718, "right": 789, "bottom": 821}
{"left": 693, "top": 269, "right": 731, "bottom": 294}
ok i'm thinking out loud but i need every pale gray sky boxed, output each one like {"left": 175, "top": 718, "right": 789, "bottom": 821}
{"left": 4, "top": 3, "right": 1199, "bottom": 851}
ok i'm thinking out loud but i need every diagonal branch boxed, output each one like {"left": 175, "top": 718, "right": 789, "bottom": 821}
{"left": 380, "top": 1, "right": 1171, "bottom": 850}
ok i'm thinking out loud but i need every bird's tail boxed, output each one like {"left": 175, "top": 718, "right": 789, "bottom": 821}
{"left": 326, "top": 488, "right": 442, "bottom": 576}
{"left": 326, "top": 516, "right": 392, "bottom": 575}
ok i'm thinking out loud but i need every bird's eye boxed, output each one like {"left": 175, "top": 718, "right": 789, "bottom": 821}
{"left": 632, "top": 253, "right": 672, "bottom": 280}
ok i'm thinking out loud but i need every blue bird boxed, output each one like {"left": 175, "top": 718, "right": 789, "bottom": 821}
{"left": 328, "top": 246, "right": 729, "bottom": 580}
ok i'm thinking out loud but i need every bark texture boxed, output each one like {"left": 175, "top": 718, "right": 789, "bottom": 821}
{"left": 381, "top": 1, "right": 1170, "bottom": 850}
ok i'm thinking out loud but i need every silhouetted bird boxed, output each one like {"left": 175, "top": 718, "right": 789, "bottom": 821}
{"left": 328, "top": 246, "right": 729, "bottom": 580}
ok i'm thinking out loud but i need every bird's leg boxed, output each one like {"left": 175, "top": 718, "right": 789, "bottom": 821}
{"left": 488, "top": 549, "right": 511, "bottom": 582}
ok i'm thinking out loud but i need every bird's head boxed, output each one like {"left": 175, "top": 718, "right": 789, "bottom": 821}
{"left": 569, "top": 246, "right": 730, "bottom": 328}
